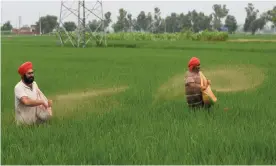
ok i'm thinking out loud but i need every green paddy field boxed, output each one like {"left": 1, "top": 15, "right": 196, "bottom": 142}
{"left": 1, "top": 34, "right": 276, "bottom": 164}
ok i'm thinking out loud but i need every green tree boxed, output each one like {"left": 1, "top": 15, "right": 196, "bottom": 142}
{"left": 153, "top": 7, "right": 162, "bottom": 33}
{"left": 63, "top": 21, "right": 77, "bottom": 31}
{"left": 88, "top": 20, "right": 101, "bottom": 31}
{"left": 125, "top": 13, "right": 133, "bottom": 32}
{"left": 267, "top": 6, "right": 276, "bottom": 27}
{"left": 136, "top": 11, "right": 147, "bottom": 31}
{"left": 188, "top": 10, "right": 212, "bottom": 32}
{"left": 178, "top": 13, "right": 192, "bottom": 31}
{"left": 212, "top": 4, "right": 229, "bottom": 30}
{"left": 36, "top": 15, "right": 58, "bottom": 34}
{"left": 164, "top": 13, "right": 181, "bottom": 33}
{"left": 243, "top": 3, "right": 268, "bottom": 35}
{"left": 104, "top": 11, "right": 112, "bottom": 29}
{"left": 1, "top": 21, "right": 13, "bottom": 31}
{"left": 243, "top": 3, "right": 259, "bottom": 32}
{"left": 164, "top": 15, "right": 172, "bottom": 33}
{"left": 250, "top": 12, "right": 268, "bottom": 35}
{"left": 146, "top": 12, "right": 153, "bottom": 32}
{"left": 112, "top": 8, "right": 128, "bottom": 32}
{"left": 225, "top": 15, "right": 237, "bottom": 33}
{"left": 170, "top": 13, "right": 178, "bottom": 32}
{"left": 132, "top": 18, "right": 140, "bottom": 31}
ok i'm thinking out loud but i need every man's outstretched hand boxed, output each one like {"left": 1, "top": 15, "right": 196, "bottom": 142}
{"left": 201, "top": 80, "right": 211, "bottom": 91}
{"left": 201, "top": 85, "right": 207, "bottom": 91}
{"left": 40, "top": 101, "right": 48, "bottom": 110}
{"left": 48, "top": 99, "right": 53, "bottom": 107}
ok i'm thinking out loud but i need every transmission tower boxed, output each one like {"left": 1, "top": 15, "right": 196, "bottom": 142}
{"left": 56, "top": 0, "right": 106, "bottom": 48}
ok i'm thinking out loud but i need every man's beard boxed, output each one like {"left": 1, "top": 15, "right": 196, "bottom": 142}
{"left": 23, "top": 75, "right": 34, "bottom": 84}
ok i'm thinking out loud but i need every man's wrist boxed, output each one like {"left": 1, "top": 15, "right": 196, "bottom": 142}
{"left": 37, "top": 100, "right": 45, "bottom": 105}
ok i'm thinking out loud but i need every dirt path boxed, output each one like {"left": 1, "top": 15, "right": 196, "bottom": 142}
{"left": 227, "top": 39, "right": 276, "bottom": 43}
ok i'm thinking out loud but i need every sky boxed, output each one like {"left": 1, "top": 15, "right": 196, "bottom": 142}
{"left": 1, "top": 0, "right": 275, "bottom": 28}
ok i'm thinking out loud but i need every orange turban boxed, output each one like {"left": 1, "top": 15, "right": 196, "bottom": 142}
{"left": 18, "top": 61, "right": 33, "bottom": 76}
{"left": 188, "top": 57, "right": 200, "bottom": 71}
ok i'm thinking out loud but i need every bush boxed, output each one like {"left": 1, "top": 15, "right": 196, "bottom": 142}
{"left": 200, "top": 30, "right": 228, "bottom": 41}
{"left": 55, "top": 30, "right": 229, "bottom": 43}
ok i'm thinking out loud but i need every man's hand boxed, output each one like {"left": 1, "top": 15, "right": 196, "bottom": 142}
{"left": 201, "top": 85, "right": 207, "bottom": 91}
{"left": 48, "top": 99, "right": 53, "bottom": 107}
{"left": 41, "top": 102, "right": 48, "bottom": 110}
{"left": 201, "top": 80, "right": 211, "bottom": 91}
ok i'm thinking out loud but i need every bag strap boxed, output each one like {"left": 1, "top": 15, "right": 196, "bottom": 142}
{"left": 199, "top": 71, "right": 208, "bottom": 87}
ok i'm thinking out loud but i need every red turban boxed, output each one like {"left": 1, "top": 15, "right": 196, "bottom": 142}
{"left": 18, "top": 61, "right": 33, "bottom": 76}
{"left": 188, "top": 57, "right": 200, "bottom": 71}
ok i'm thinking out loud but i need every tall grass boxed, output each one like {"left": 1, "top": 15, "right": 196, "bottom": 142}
{"left": 1, "top": 36, "right": 276, "bottom": 164}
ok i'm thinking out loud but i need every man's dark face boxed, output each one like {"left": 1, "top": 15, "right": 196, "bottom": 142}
{"left": 23, "top": 69, "right": 34, "bottom": 84}
{"left": 196, "top": 64, "right": 200, "bottom": 71}
{"left": 193, "top": 64, "right": 200, "bottom": 72}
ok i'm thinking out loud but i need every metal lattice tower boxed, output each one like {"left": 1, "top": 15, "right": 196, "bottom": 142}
{"left": 56, "top": 0, "right": 106, "bottom": 48}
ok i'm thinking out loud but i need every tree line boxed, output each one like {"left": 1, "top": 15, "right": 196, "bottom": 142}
{"left": 1, "top": 3, "right": 276, "bottom": 35}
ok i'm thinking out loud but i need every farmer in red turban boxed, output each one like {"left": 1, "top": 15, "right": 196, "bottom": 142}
{"left": 14, "top": 61, "right": 53, "bottom": 125}
{"left": 18, "top": 61, "right": 33, "bottom": 76}
{"left": 188, "top": 57, "right": 200, "bottom": 72}
{"left": 184, "top": 57, "right": 211, "bottom": 110}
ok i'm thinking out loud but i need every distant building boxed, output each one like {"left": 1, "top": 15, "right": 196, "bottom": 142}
{"left": 11, "top": 25, "right": 40, "bottom": 35}
{"left": 20, "top": 26, "right": 32, "bottom": 32}
{"left": 30, "top": 25, "right": 37, "bottom": 32}
{"left": 11, "top": 28, "right": 18, "bottom": 33}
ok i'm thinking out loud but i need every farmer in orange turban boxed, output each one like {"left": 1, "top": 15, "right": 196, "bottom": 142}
{"left": 184, "top": 57, "right": 212, "bottom": 110}
{"left": 188, "top": 57, "right": 200, "bottom": 72}
{"left": 18, "top": 61, "right": 33, "bottom": 76}
{"left": 14, "top": 61, "right": 53, "bottom": 125}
